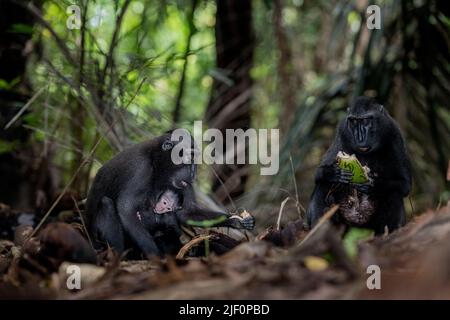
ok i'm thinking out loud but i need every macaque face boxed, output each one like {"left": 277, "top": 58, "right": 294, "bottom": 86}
{"left": 153, "top": 132, "right": 198, "bottom": 190}
{"left": 154, "top": 190, "right": 180, "bottom": 214}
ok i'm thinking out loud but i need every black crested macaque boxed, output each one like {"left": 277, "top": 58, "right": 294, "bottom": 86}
{"left": 85, "top": 131, "right": 255, "bottom": 257}
{"left": 306, "top": 97, "right": 412, "bottom": 234}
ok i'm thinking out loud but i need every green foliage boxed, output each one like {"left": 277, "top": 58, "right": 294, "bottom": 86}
{"left": 343, "top": 228, "right": 374, "bottom": 259}
{"left": 246, "top": 0, "right": 450, "bottom": 214}
{"left": 16, "top": 0, "right": 449, "bottom": 211}
{"left": 186, "top": 215, "right": 227, "bottom": 227}
{"left": 0, "top": 140, "right": 18, "bottom": 154}
{"left": 8, "top": 23, "right": 34, "bottom": 34}
{"left": 0, "top": 78, "right": 21, "bottom": 90}
{"left": 25, "top": 0, "right": 217, "bottom": 193}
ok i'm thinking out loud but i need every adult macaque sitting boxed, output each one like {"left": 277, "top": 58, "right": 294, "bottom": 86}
{"left": 85, "top": 131, "right": 255, "bottom": 257}
{"left": 306, "top": 97, "right": 412, "bottom": 234}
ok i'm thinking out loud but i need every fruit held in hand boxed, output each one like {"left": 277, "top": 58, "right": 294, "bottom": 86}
{"left": 336, "top": 151, "right": 372, "bottom": 184}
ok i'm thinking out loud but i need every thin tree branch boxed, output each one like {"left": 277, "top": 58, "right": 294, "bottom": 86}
{"left": 101, "top": 0, "right": 132, "bottom": 83}
{"left": 13, "top": 0, "right": 76, "bottom": 65}
{"left": 4, "top": 87, "right": 46, "bottom": 129}
{"left": 172, "top": 0, "right": 199, "bottom": 123}
{"left": 28, "top": 74, "right": 146, "bottom": 239}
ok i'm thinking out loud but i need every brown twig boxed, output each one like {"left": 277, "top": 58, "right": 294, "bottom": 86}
{"left": 27, "top": 70, "right": 147, "bottom": 240}
{"left": 4, "top": 87, "right": 46, "bottom": 129}
{"left": 289, "top": 154, "right": 305, "bottom": 217}
{"left": 43, "top": 58, "right": 122, "bottom": 151}
{"left": 72, "top": 195, "right": 94, "bottom": 251}
{"left": 176, "top": 234, "right": 213, "bottom": 260}
{"left": 276, "top": 197, "right": 290, "bottom": 231}
{"left": 29, "top": 146, "right": 97, "bottom": 239}
{"left": 209, "top": 166, "right": 237, "bottom": 211}
{"left": 298, "top": 205, "right": 339, "bottom": 247}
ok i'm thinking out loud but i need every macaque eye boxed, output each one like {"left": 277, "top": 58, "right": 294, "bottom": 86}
{"left": 162, "top": 140, "right": 174, "bottom": 151}
{"left": 363, "top": 118, "right": 372, "bottom": 126}
{"left": 348, "top": 118, "right": 356, "bottom": 126}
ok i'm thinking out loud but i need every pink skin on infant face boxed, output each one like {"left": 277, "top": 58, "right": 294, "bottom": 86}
{"left": 154, "top": 190, "right": 179, "bottom": 214}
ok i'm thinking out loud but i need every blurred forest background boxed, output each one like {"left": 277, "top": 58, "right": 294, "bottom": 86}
{"left": 0, "top": 0, "right": 449, "bottom": 230}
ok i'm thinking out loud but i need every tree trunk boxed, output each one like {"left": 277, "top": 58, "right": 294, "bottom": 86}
{"left": 272, "top": 0, "right": 299, "bottom": 133}
{"left": 205, "top": 0, "right": 255, "bottom": 204}
{"left": 0, "top": 0, "right": 56, "bottom": 211}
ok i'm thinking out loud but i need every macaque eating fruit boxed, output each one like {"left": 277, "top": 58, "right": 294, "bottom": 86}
{"left": 306, "top": 96, "right": 412, "bottom": 234}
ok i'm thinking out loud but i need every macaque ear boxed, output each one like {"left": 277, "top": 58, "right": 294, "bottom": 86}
{"left": 378, "top": 104, "right": 384, "bottom": 113}
{"left": 161, "top": 140, "right": 174, "bottom": 151}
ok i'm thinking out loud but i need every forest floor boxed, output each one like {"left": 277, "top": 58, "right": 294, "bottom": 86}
{"left": 1, "top": 201, "right": 450, "bottom": 299}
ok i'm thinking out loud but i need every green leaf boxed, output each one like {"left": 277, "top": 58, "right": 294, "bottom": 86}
{"left": 8, "top": 23, "right": 34, "bottom": 34}
{"left": 343, "top": 228, "right": 374, "bottom": 259}
{"left": 0, "top": 77, "right": 20, "bottom": 90}
{"left": 0, "top": 79, "right": 10, "bottom": 90}
{"left": 0, "top": 140, "right": 18, "bottom": 154}
{"left": 186, "top": 215, "right": 227, "bottom": 227}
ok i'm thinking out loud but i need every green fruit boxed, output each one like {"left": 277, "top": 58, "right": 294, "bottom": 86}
{"left": 336, "top": 151, "right": 371, "bottom": 184}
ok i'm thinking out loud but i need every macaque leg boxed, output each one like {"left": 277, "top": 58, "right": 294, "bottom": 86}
{"left": 116, "top": 194, "right": 161, "bottom": 256}
{"left": 155, "top": 233, "right": 183, "bottom": 255}
{"left": 92, "top": 196, "right": 125, "bottom": 252}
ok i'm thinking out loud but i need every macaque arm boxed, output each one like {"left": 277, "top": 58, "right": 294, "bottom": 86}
{"left": 374, "top": 144, "right": 411, "bottom": 196}
{"left": 177, "top": 207, "right": 254, "bottom": 230}
{"left": 316, "top": 163, "right": 353, "bottom": 184}
{"left": 315, "top": 164, "right": 334, "bottom": 182}
{"left": 373, "top": 176, "right": 410, "bottom": 196}
{"left": 116, "top": 192, "right": 160, "bottom": 256}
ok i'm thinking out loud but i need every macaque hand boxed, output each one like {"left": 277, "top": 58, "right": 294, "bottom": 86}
{"left": 241, "top": 215, "right": 255, "bottom": 230}
{"left": 229, "top": 214, "right": 255, "bottom": 230}
{"left": 332, "top": 164, "right": 353, "bottom": 184}
{"left": 352, "top": 182, "right": 373, "bottom": 194}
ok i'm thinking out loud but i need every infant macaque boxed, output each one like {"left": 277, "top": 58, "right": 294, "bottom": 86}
{"left": 154, "top": 189, "right": 180, "bottom": 214}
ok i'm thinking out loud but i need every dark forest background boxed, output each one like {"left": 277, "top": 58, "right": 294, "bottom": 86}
{"left": 0, "top": 0, "right": 449, "bottom": 229}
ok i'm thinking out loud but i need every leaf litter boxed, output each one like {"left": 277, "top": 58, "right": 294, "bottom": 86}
{"left": 1, "top": 202, "right": 450, "bottom": 299}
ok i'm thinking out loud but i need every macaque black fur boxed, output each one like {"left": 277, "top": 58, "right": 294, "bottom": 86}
{"left": 85, "top": 132, "right": 255, "bottom": 257}
{"left": 306, "top": 96, "right": 412, "bottom": 234}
